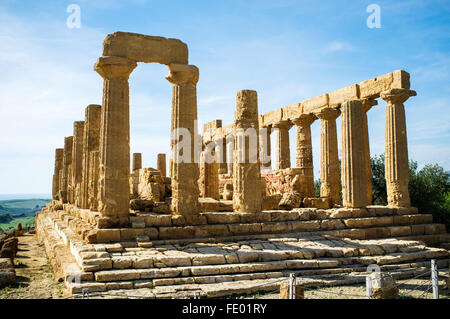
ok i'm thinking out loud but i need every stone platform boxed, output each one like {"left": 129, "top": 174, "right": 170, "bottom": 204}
{"left": 36, "top": 203, "right": 449, "bottom": 298}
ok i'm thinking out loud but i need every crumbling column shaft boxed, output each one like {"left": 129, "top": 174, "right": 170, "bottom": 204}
{"left": 314, "top": 108, "right": 340, "bottom": 205}
{"left": 381, "top": 89, "right": 416, "bottom": 207}
{"left": 81, "top": 104, "right": 101, "bottom": 210}
{"left": 72, "top": 121, "right": 85, "bottom": 207}
{"left": 157, "top": 153, "right": 166, "bottom": 177}
{"left": 341, "top": 100, "right": 367, "bottom": 208}
{"left": 232, "top": 90, "right": 262, "bottom": 213}
{"left": 52, "top": 148, "right": 64, "bottom": 200}
{"left": 260, "top": 126, "right": 271, "bottom": 170}
{"left": 273, "top": 122, "right": 291, "bottom": 170}
{"left": 133, "top": 153, "right": 142, "bottom": 172}
{"left": 293, "top": 114, "right": 316, "bottom": 198}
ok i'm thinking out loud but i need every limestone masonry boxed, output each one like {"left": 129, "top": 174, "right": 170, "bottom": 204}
{"left": 37, "top": 32, "right": 449, "bottom": 298}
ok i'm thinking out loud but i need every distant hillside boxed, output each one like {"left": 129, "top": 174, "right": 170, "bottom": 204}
{"left": 0, "top": 198, "right": 50, "bottom": 232}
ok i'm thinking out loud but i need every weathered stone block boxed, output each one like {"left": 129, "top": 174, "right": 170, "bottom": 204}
{"left": 290, "top": 220, "right": 321, "bottom": 232}
{"left": 205, "top": 212, "right": 240, "bottom": 224}
{"left": 303, "top": 197, "right": 330, "bottom": 209}
{"left": 193, "top": 225, "right": 230, "bottom": 238}
{"left": 96, "top": 229, "right": 121, "bottom": 243}
{"left": 159, "top": 226, "right": 195, "bottom": 239}
{"left": 228, "top": 223, "right": 262, "bottom": 235}
{"left": 389, "top": 226, "right": 411, "bottom": 237}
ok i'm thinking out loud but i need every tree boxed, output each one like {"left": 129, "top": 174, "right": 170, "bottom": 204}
{"left": 370, "top": 154, "right": 450, "bottom": 228}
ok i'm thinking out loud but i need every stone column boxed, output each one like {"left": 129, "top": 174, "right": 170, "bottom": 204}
{"left": 313, "top": 108, "right": 340, "bottom": 206}
{"left": 132, "top": 153, "right": 142, "bottom": 172}
{"left": 60, "top": 136, "right": 73, "bottom": 203}
{"left": 380, "top": 89, "right": 416, "bottom": 208}
{"left": 272, "top": 121, "right": 292, "bottom": 170}
{"left": 233, "top": 90, "right": 262, "bottom": 213}
{"left": 52, "top": 148, "right": 64, "bottom": 200}
{"left": 259, "top": 126, "right": 271, "bottom": 171}
{"left": 216, "top": 137, "right": 228, "bottom": 173}
{"left": 166, "top": 63, "right": 200, "bottom": 214}
{"left": 88, "top": 150, "right": 100, "bottom": 211}
{"left": 292, "top": 114, "right": 316, "bottom": 198}
{"left": 157, "top": 153, "right": 166, "bottom": 177}
{"left": 72, "top": 121, "right": 85, "bottom": 207}
{"left": 341, "top": 100, "right": 367, "bottom": 208}
{"left": 201, "top": 144, "right": 219, "bottom": 200}
{"left": 361, "top": 99, "right": 378, "bottom": 206}
{"left": 227, "top": 135, "right": 235, "bottom": 174}
{"left": 94, "top": 56, "right": 137, "bottom": 218}
{"left": 81, "top": 104, "right": 101, "bottom": 210}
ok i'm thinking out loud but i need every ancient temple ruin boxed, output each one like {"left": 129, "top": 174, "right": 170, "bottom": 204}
{"left": 37, "top": 32, "right": 449, "bottom": 298}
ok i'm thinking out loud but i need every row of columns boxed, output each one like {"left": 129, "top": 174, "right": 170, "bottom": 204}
{"left": 205, "top": 88, "right": 415, "bottom": 210}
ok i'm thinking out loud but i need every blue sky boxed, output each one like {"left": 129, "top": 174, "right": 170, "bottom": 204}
{"left": 0, "top": 0, "right": 449, "bottom": 194}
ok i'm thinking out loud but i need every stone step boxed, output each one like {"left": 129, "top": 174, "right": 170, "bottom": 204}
{"left": 69, "top": 260, "right": 450, "bottom": 298}
{"left": 95, "top": 216, "right": 445, "bottom": 243}
{"left": 84, "top": 248, "right": 448, "bottom": 284}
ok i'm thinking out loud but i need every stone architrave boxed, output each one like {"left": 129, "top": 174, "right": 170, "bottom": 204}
{"left": 133, "top": 153, "right": 142, "bottom": 172}
{"left": 60, "top": 136, "right": 73, "bottom": 203}
{"left": 341, "top": 100, "right": 367, "bottom": 208}
{"left": 52, "top": 148, "right": 64, "bottom": 200}
{"left": 313, "top": 107, "right": 340, "bottom": 206}
{"left": 380, "top": 88, "right": 416, "bottom": 208}
{"left": 272, "top": 121, "right": 292, "bottom": 170}
{"left": 94, "top": 56, "right": 137, "bottom": 218}
{"left": 166, "top": 63, "right": 200, "bottom": 214}
{"left": 72, "top": 121, "right": 85, "bottom": 207}
{"left": 291, "top": 114, "right": 316, "bottom": 197}
{"left": 81, "top": 104, "right": 101, "bottom": 210}
{"left": 232, "top": 90, "right": 262, "bottom": 213}
{"left": 259, "top": 126, "right": 271, "bottom": 171}
{"left": 157, "top": 153, "right": 166, "bottom": 177}
{"left": 361, "top": 99, "right": 378, "bottom": 205}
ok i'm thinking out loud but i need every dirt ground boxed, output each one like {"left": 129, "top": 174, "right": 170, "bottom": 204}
{"left": 0, "top": 233, "right": 63, "bottom": 299}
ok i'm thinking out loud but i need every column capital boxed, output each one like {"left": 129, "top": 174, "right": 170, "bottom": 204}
{"left": 313, "top": 107, "right": 341, "bottom": 121}
{"left": 272, "top": 120, "right": 293, "bottom": 130}
{"left": 380, "top": 89, "right": 416, "bottom": 105}
{"left": 361, "top": 99, "right": 378, "bottom": 113}
{"left": 166, "top": 63, "right": 199, "bottom": 85}
{"left": 291, "top": 113, "right": 317, "bottom": 126}
{"left": 94, "top": 56, "right": 137, "bottom": 79}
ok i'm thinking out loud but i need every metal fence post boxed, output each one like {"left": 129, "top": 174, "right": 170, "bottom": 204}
{"left": 366, "top": 275, "right": 372, "bottom": 299}
{"left": 289, "top": 273, "right": 296, "bottom": 299}
{"left": 431, "top": 259, "right": 439, "bottom": 299}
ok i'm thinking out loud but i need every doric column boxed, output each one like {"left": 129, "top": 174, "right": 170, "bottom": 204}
{"left": 361, "top": 99, "right": 378, "bottom": 205}
{"left": 313, "top": 108, "right": 340, "bottom": 206}
{"left": 216, "top": 137, "right": 228, "bottom": 173}
{"left": 227, "top": 135, "right": 235, "bottom": 174}
{"left": 157, "top": 153, "right": 166, "bottom": 177}
{"left": 380, "top": 88, "right": 416, "bottom": 208}
{"left": 88, "top": 150, "right": 100, "bottom": 211}
{"left": 81, "top": 104, "right": 101, "bottom": 210}
{"left": 52, "top": 148, "right": 64, "bottom": 200}
{"left": 95, "top": 56, "right": 137, "bottom": 218}
{"left": 291, "top": 114, "right": 316, "bottom": 197}
{"left": 132, "top": 153, "right": 142, "bottom": 172}
{"left": 200, "top": 143, "right": 220, "bottom": 200}
{"left": 166, "top": 63, "right": 200, "bottom": 214}
{"left": 272, "top": 121, "right": 292, "bottom": 170}
{"left": 341, "top": 100, "right": 367, "bottom": 208}
{"left": 233, "top": 90, "right": 262, "bottom": 213}
{"left": 72, "top": 121, "right": 85, "bottom": 207}
{"left": 60, "top": 136, "right": 73, "bottom": 204}
{"left": 259, "top": 126, "right": 272, "bottom": 171}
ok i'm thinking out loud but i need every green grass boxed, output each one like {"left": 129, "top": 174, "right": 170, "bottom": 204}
{"left": 0, "top": 198, "right": 49, "bottom": 232}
